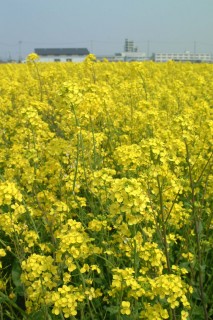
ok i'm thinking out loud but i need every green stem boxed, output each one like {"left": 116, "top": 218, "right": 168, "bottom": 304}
{"left": 157, "top": 176, "right": 177, "bottom": 320}
{"left": 33, "top": 61, "right": 43, "bottom": 101}
{"left": 185, "top": 141, "right": 208, "bottom": 320}
{"left": 74, "top": 260, "right": 96, "bottom": 320}
{"left": 157, "top": 176, "right": 171, "bottom": 273}
{"left": 0, "top": 292, "right": 28, "bottom": 319}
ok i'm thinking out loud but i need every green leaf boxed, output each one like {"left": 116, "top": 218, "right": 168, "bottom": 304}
{"left": 28, "top": 310, "right": 45, "bottom": 320}
{"left": 12, "top": 259, "right": 24, "bottom": 296}
{"left": 197, "top": 220, "right": 203, "bottom": 235}
{"left": 12, "top": 259, "right": 22, "bottom": 287}
{"left": 0, "top": 296, "right": 8, "bottom": 303}
{"left": 104, "top": 305, "right": 120, "bottom": 315}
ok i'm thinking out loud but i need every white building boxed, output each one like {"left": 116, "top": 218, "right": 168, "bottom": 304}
{"left": 96, "top": 52, "right": 147, "bottom": 62}
{"left": 96, "top": 54, "right": 121, "bottom": 62}
{"left": 34, "top": 48, "right": 90, "bottom": 62}
{"left": 121, "top": 51, "right": 147, "bottom": 61}
{"left": 154, "top": 52, "right": 212, "bottom": 63}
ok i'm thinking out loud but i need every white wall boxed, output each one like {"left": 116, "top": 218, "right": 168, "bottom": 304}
{"left": 155, "top": 53, "right": 212, "bottom": 62}
{"left": 38, "top": 55, "right": 87, "bottom": 62}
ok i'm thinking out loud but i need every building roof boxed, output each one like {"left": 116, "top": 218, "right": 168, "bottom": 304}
{"left": 34, "top": 48, "right": 90, "bottom": 56}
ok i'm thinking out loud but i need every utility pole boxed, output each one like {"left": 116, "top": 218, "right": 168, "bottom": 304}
{"left": 8, "top": 52, "right": 12, "bottom": 62}
{"left": 90, "top": 40, "right": 93, "bottom": 53}
{"left": 193, "top": 40, "right": 196, "bottom": 54}
{"left": 147, "top": 40, "right": 150, "bottom": 59}
{"left": 18, "top": 40, "right": 22, "bottom": 62}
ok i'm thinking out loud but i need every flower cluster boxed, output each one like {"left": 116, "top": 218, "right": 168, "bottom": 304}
{"left": 0, "top": 57, "right": 212, "bottom": 319}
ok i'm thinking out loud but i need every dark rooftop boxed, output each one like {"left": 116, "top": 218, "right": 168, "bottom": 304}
{"left": 34, "top": 48, "right": 90, "bottom": 56}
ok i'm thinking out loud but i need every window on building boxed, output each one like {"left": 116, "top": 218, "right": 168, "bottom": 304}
{"left": 66, "top": 58, "right": 72, "bottom": 62}
{"left": 54, "top": 59, "right": 61, "bottom": 62}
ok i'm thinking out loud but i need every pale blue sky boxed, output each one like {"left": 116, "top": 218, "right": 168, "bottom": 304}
{"left": 0, "top": 0, "right": 212, "bottom": 60}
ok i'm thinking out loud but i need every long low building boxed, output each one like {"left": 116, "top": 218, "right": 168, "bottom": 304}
{"left": 34, "top": 48, "right": 90, "bottom": 62}
{"left": 154, "top": 52, "right": 212, "bottom": 63}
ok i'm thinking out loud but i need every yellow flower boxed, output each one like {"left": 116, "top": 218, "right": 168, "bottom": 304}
{"left": 80, "top": 264, "right": 90, "bottom": 273}
{"left": 181, "top": 310, "right": 189, "bottom": 320}
{"left": 121, "top": 301, "right": 131, "bottom": 315}
{"left": 26, "top": 52, "right": 40, "bottom": 62}
{"left": 0, "top": 249, "right": 6, "bottom": 257}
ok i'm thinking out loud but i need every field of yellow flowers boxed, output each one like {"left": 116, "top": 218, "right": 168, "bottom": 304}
{"left": 0, "top": 54, "right": 212, "bottom": 320}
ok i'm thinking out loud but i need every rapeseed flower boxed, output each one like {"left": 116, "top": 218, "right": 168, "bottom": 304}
{"left": 0, "top": 58, "right": 212, "bottom": 319}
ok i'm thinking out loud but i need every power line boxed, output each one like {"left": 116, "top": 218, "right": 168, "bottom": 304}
{"left": 0, "top": 40, "right": 213, "bottom": 48}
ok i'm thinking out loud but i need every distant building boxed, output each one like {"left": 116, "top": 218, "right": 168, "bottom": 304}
{"left": 123, "top": 39, "right": 146, "bottom": 61}
{"left": 96, "top": 54, "right": 121, "bottom": 62}
{"left": 124, "top": 39, "right": 138, "bottom": 52}
{"left": 121, "top": 51, "right": 146, "bottom": 61}
{"left": 34, "top": 48, "right": 90, "bottom": 62}
{"left": 96, "top": 39, "right": 146, "bottom": 62}
{"left": 96, "top": 51, "right": 147, "bottom": 62}
{"left": 154, "top": 52, "right": 212, "bottom": 63}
